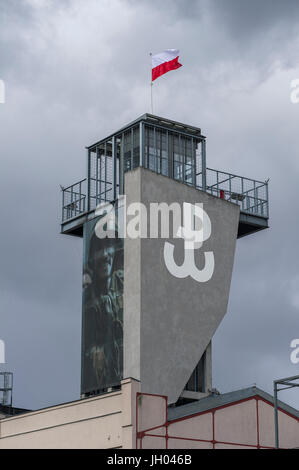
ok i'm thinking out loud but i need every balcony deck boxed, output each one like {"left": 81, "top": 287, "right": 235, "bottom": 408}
{"left": 60, "top": 168, "right": 269, "bottom": 239}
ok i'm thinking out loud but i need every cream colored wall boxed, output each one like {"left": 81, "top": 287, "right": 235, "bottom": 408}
{"left": 215, "top": 399, "right": 257, "bottom": 446}
{"left": 0, "top": 378, "right": 140, "bottom": 449}
{"left": 170, "top": 412, "right": 213, "bottom": 444}
{"left": 258, "top": 399, "right": 299, "bottom": 449}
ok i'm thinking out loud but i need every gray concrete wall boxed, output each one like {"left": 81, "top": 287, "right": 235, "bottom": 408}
{"left": 124, "top": 168, "right": 240, "bottom": 404}
{"left": 123, "top": 175, "right": 141, "bottom": 381}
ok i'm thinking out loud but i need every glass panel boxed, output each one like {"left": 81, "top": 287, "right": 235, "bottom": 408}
{"left": 173, "top": 134, "right": 183, "bottom": 181}
{"left": 185, "top": 352, "right": 206, "bottom": 393}
{"left": 184, "top": 137, "right": 194, "bottom": 185}
{"left": 161, "top": 130, "right": 168, "bottom": 176}
{"left": 133, "top": 126, "right": 140, "bottom": 169}
{"left": 195, "top": 140, "right": 203, "bottom": 189}
{"left": 146, "top": 126, "right": 156, "bottom": 171}
{"left": 124, "top": 131, "right": 131, "bottom": 172}
{"left": 143, "top": 125, "right": 197, "bottom": 185}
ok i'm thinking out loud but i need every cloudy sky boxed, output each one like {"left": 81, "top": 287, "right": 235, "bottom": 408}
{"left": 0, "top": 0, "right": 299, "bottom": 411}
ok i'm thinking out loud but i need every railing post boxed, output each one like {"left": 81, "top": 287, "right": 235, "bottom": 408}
{"left": 87, "top": 149, "right": 91, "bottom": 212}
{"left": 154, "top": 126, "right": 157, "bottom": 173}
{"left": 179, "top": 134, "right": 183, "bottom": 182}
{"left": 254, "top": 180, "right": 257, "bottom": 214}
{"left": 79, "top": 181, "right": 81, "bottom": 213}
{"left": 168, "top": 131, "right": 173, "bottom": 179}
{"left": 95, "top": 147, "right": 99, "bottom": 205}
{"left": 120, "top": 133, "right": 124, "bottom": 195}
{"left": 98, "top": 146, "right": 102, "bottom": 205}
{"left": 191, "top": 138, "right": 196, "bottom": 187}
{"left": 71, "top": 185, "right": 74, "bottom": 218}
{"left": 202, "top": 139, "right": 207, "bottom": 191}
{"left": 131, "top": 128, "right": 134, "bottom": 170}
{"left": 274, "top": 381, "right": 279, "bottom": 449}
{"left": 266, "top": 181, "right": 269, "bottom": 218}
{"left": 112, "top": 136, "right": 116, "bottom": 201}
{"left": 62, "top": 188, "right": 65, "bottom": 222}
{"left": 241, "top": 177, "right": 244, "bottom": 211}
{"left": 104, "top": 141, "right": 107, "bottom": 202}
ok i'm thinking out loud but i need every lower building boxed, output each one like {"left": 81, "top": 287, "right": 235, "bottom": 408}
{"left": 0, "top": 379, "right": 297, "bottom": 449}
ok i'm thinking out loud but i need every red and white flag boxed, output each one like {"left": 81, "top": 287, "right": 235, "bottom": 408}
{"left": 151, "top": 49, "right": 182, "bottom": 82}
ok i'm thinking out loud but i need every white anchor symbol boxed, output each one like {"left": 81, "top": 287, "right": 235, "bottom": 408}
{"left": 163, "top": 203, "right": 215, "bottom": 283}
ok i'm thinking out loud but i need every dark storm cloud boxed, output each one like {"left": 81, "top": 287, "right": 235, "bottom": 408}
{"left": 160, "top": 0, "right": 299, "bottom": 35}
{"left": 209, "top": 0, "right": 299, "bottom": 38}
{"left": 0, "top": 0, "right": 298, "bottom": 410}
{"left": 207, "top": 0, "right": 299, "bottom": 74}
{"left": 129, "top": 0, "right": 202, "bottom": 19}
{"left": 138, "top": 0, "right": 299, "bottom": 83}
{"left": 0, "top": 0, "right": 33, "bottom": 20}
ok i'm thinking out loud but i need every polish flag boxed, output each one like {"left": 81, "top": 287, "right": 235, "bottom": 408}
{"left": 151, "top": 49, "right": 182, "bottom": 82}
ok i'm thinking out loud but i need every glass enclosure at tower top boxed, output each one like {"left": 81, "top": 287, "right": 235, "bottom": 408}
{"left": 60, "top": 114, "right": 269, "bottom": 238}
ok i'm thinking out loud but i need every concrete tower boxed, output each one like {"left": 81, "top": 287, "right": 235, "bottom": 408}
{"left": 60, "top": 114, "right": 269, "bottom": 405}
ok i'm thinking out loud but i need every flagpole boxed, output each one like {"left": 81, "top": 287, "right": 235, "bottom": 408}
{"left": 150, "top": 52, "right": 153, "bottom": 114}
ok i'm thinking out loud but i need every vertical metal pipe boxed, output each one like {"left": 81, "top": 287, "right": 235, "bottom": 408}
{"left": 145, "top": 125, "right": 149, "bottom": 168}
{"left": 139, "top": 121, "right": 144, "bottom": 167}
{"left": 112, "top": 136, "right": 116, "bottom": 201}
{"left": 159, "top": 130, "right": 162, "bottom": 174}
{"left": 99, "top": 147, "right": 102, "bottom": 204}
{"left": 254, "top": 180, "right": 257, "bottom": 214}
{"left": 62, "top": 187, "right": 65, "bottom": 222}
{"left": 71, "top": 185, "right": 74, "bottom": 218}
{"left": 153, "top": 126, "right": 156, "bottom": 173}
{"left": 266, "top": 181, "right": 269, "bottom": 218}
{"left": 182, "top": 136, "right": 186, "bottom": 182}
{"left": 10, "top": 374, "right": 13, "bottom": 408}
{"left": 87, "top": 149, "right": 91, "bottom": 212}
{"left": 167, "top": 130, "right": 170, "bottom": 178}
{"left": 179, "top": 134, "right": 182, "bottom": 181}
{"left": 79, "top": 181, "right": 82, "bottom": 213}
{"left": 120, "top": 133, "right": 124, "bottom": 195}
{"left": 96, "top": 147, "right": 99, "bottom": 204}
{"left": 202, "top": 139, "right": 207, "bottom": 191}
{"left": 131, "top": 128, "right": 134, "bottom": 170}
{"left": 104, "top": 142, "right": 107, "bottom": 202}
{"left": 191, "top": 138, "right": 196, "bottom": 187}
{"left": 274, "top": 382, "right": 279, "bottom": 449}
{"left": 241, "top": 177, "right": 244, "bottom": 211}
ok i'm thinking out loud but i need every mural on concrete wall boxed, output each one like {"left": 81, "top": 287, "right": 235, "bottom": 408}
{"left": 81, "top": 214, "right": 124, "bottom": 395}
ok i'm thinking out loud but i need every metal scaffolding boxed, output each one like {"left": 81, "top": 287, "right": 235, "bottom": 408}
{"left": 0, "top": 372, "right": 13, "bottom": 407}
{"left": 60, "top": 114, "right": 269, "bottom": 238}
{"left": 273, "top": 375, "right": 299, "bottom": 449}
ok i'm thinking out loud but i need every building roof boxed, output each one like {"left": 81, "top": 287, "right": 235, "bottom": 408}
{"left": 168, "top": 386, "right": 299, "bottom": 421}
{"left": 87, "top": 113, "right": 204, "bottom": 150}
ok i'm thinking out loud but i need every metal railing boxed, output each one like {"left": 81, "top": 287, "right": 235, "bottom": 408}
{"left": 0, "top": 372, "right": 13, "bottom": 407}
{"left": 61, "top": 168, "right": 269, "bottom": 223}
{"left": 204, "top": 167, "right": 269, "bottom": 218}
{"left": 61, "top": 179, "right": 87, "bottom": 222}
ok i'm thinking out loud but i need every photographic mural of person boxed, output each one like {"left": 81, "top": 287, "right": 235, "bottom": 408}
{"left": 81, "top": 215, "right": 124, "bottom": 395}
